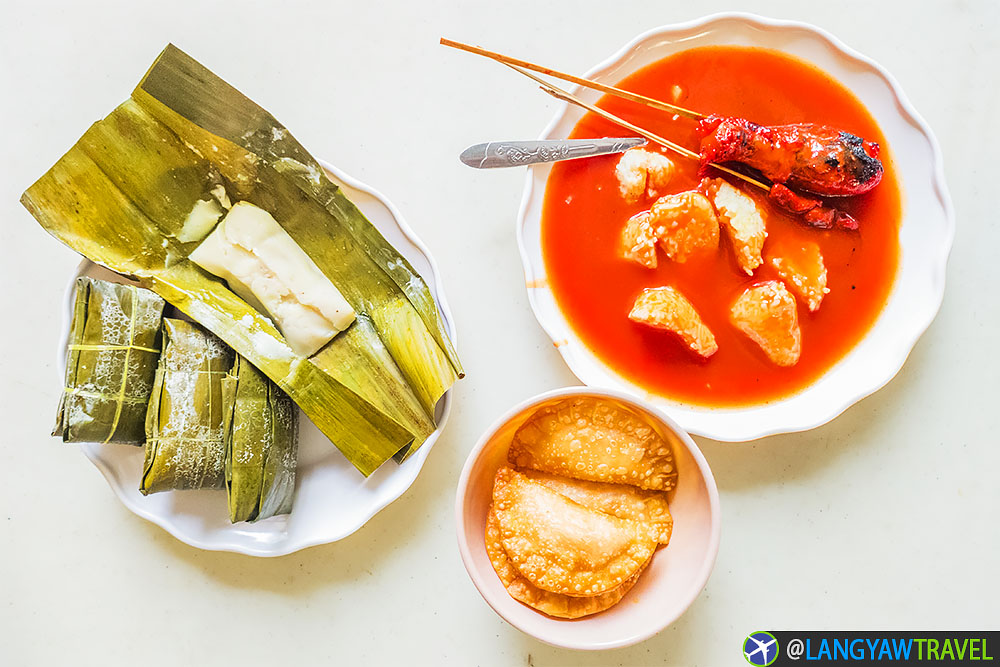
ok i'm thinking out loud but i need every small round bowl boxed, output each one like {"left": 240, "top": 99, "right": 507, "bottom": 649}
{"left": 456, "top": 387, "right": 721, "bottom": 650}
{"left": 516, "top": 13, "right": 955, "bottom": 441}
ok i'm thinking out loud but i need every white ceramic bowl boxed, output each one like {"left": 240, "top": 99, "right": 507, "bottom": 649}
{"left": 456, "top": 387, "right": 721, "bottom": 650}
{"left": 59, "top": 161, "right": 458, "bottom": 557}
{"left": 516, "top": 13, "right": 954, "bottom": 441}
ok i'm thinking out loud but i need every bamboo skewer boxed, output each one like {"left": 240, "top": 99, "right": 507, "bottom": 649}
{"left": 440, "top": 38, "right": 706, "bottom": 121}
{"left": 503, "top": 63, "right": 771, "bottom": 192}
{"left": 441, "top": 38, "right": 770, "bottom": 191}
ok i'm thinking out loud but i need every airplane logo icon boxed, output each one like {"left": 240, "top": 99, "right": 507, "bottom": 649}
{"left": 743, "top": 631, "right": 779, "bottom": 666}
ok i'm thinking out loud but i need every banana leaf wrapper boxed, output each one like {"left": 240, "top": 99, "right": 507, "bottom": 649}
{"left": 55, "top": 277, "right": 165, "bottom": 444}
{"left": 22, "top": 44, "right": 463, "bottom": 476}
{"left": 222, "top": 356, "right": 298, "bottom": 523}
{"left": 141, "top": 318, "right": 234, "bottom": 494}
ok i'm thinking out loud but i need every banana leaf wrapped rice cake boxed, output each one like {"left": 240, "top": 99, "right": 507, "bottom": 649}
{"left": 56, "top": 277, "right": 165, "bottom": 444}
{"left": 141, "top": 318, "right": 234, "bottom": 494}
{"left": 222, "top": 356, "right": 298, "bottom": 523}
{"left": 23, "top": 44, "right": 463, "bottom": 477}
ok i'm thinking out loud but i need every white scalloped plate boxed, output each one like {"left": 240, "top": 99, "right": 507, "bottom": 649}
{"left": 516, "top": 13, "right": 954, "bottom": 442}
{"left": 60, "top": 161, "right": 458, "bottom": 556}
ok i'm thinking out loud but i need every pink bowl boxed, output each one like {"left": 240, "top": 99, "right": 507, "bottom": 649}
{"left": 455, "top": 386, "right": 721, "bottom": 650}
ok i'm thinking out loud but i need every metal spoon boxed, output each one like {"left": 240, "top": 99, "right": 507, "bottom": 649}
{"left": 460, "top": 137, "right": 646, "bottom": 169}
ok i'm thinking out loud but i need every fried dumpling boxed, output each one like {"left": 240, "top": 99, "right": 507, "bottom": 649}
{"left": 629, "top": 286, "right": 718, "bottom": 359}
{"left": 521, "top": 469, "right": 673, "bottom": 544}
{"left": 508, "top": 396, "right": 677, "bottom": 491}
{"left": 485, "top": 506, "right": 649, "bottom": 618}
{"left": 615, "top": 148, "right": 676, "bottom": 203}
{"left": 730, "top": 281, "right": 802, "bottom": 366}
{"left": 703, "top": 177, "right": 767, "bottom": 275}
{"left": 485, "top": 504, "right": 522, "bottom": 588}
{"left": 620, "top": 211, "right": 659, "bottom": 269}
{"left": 492, "top": 467, "right": 657, "bottom": 597}
{"left": 647, "top": 191, "right": 720, "bottom": 263}
{"left": 767, "top": 240, "right": 830, "bottom": 312}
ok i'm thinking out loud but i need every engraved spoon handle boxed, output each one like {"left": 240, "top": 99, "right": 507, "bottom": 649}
{"left": 459, "top": 137, "right": 646, "bottom": 169}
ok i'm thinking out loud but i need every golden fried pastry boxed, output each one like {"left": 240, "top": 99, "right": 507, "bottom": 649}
{"left": 620, "top": 211, "right": 659, "bottom": 269}
{"left": 767, "top": 240, "right": 830, "bottom": 312}
{"left": 508, "top": 397, "right": 677, "bottom": 491}
{"left": 485, "top": 504, "right": 521, "bottom": 586}
{"left": 730, "top": 281, "right": 802, "bottom": 366}
{"left": 703, "top": 177, "right": 767, "bottom": 275}
{"left": 485, "top": 506, "right": 648, "bottom": 618}
{"left": 520, "top": 469, "right": 673, "bottom": 544}
{"left": 629, "top": 286, "right": 718, "bottom": 359}
{"left": 647, "top": 191, "right": 720, "bottom": 263}
{"left": 615, "top": 148, "right": 676, "bottom": 203}
{"left": 492, "top": 467, "right": 657, "bottom": 597}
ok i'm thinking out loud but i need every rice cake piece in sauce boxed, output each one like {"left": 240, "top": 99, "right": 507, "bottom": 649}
{"left": 485, "top": 506, "right": 649, "bottom": 618}
{"left": 629, "top": 286, "right": 718, "bottom": 360}
{"left": 767, "top": 240, "right": 830, "bottom": 312}
{"left": 703, "top": 177, "right": 767, "bottom": 276}
{"left": 648, "top": 191, "right": 720, "bottom": 263}
{"left": 492, "top": 467, "right": 657, "bottom": 597}
{"left": 508, "top": 397, "right": 677, "bottom": 491}
{"left": 730, "top": 281, "right": 802, "bottom": 367}
{"left": 620, "top": 211, "right": 659, "bottom": 269}
{"left": 521, "top": 469, "right": 673, "bottom": 544}
{"left": 615, "top": 148, "right": 676, "bottom": 204}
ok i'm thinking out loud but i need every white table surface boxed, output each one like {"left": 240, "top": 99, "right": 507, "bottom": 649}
{"left": 1, "top": 1, "right": 998, "bottom": 665}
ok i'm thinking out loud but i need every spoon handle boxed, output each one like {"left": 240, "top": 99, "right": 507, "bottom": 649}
{"left": 460, "top": 137, "right": 646, "bottom": 169}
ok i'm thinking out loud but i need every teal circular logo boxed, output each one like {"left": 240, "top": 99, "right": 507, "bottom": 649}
{"left": 744, "top": 631, "right": 779, "bottom": 666}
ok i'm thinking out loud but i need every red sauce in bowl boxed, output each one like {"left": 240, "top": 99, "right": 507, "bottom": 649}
{"left": 541, "top": 46, "right": 901, "bottom": 406}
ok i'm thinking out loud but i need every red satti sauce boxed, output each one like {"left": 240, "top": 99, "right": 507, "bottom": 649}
{"left": 541, "top": 46, "right": 901, "bottom": 406}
